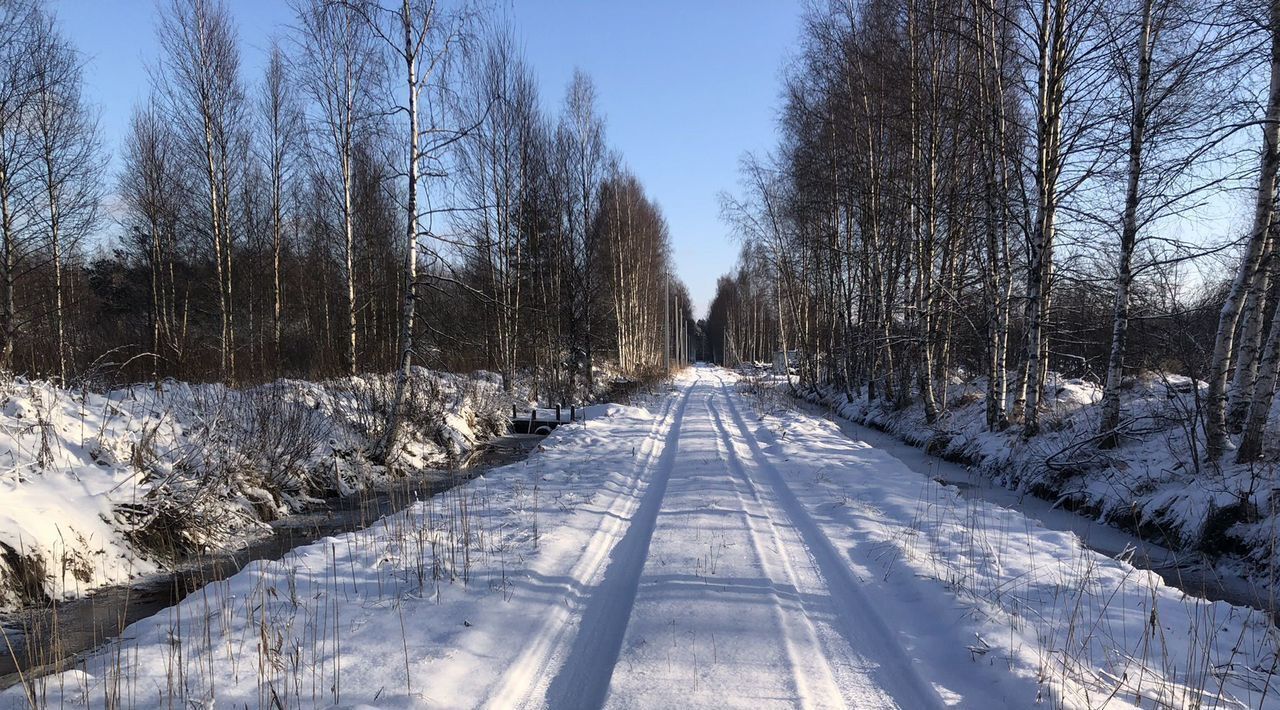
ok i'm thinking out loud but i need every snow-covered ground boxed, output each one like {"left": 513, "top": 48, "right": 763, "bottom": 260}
{"left": 0, "top": 369, "right": 513, "bottom": 611}
{"left": 796, "top": 371, "right": 1280, "bottom": 584}
{"left": 810, "top": 403, "right": 1273, "bottom": 611}
{"left": 3, "top": 367, "right": 1276, "bottom": 708}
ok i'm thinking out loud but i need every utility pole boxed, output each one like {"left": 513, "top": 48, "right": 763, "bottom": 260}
{"left": 680, "top": 308, "right": 686, "bottom": 364}
{"left": 678, "top": 310, "right": 683, "bottom": 364}
{"left": 681, "top": 310, "right": 687, "bottom": 364}
{"left": 664, "top": 268, "right": 670, "bottom": 372}
{"left": 675, "top": 292, "right": 686, "bottom": 365}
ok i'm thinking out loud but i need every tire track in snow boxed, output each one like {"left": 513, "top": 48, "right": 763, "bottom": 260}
{"left": 716, "top": 376, "right": 948, "bottom": 710}
{"left": 485, "top": 375, "right": 698, "bottom": 710}
{"left": 603, "top": 377, "right": 816, "bottom": 707}
{"left": 539, "top": 375, "right": 699, "bottom": 709}
{"left": 701, "top": 388, "right": 860, "bottom": 710}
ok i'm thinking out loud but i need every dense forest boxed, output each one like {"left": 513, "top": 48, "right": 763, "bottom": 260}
{"left": 0, "top": 0, "right": 695, "bottom": 407}
{"left": 710, "top": 0, "right": 1280, "bottom": 464}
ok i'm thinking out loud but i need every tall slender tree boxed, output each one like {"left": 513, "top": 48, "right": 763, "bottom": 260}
{"left": 295, "top": 0, "right": 384, "bottom": 376}
{"left": 155, "top": 0, "right": 246, "bottom": 383}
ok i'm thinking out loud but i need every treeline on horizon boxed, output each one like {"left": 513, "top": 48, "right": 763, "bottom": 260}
{"left": 708, "top": 0, "right": 1280, "bottom": 464}
{"left": 0, "top": 0, "right": 696, "bottom": 403}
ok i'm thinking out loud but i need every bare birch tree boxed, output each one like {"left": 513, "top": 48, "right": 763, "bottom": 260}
{"left": 1204, "top": 0, "right": 1280, "bottom": 459}
{"left": 258, "top": 40, "right": 303, "bottom": 375}
{"left": 557, "top": 71, "right": 608, "bottom": 396}
{"left": 295, "top": 0, "right": 384, "bottom": 376}
{"left": 1097, "top": 0, "right": 1235, "bottom": 442}
{"left": 121, "top": 99, "right": 189, "bottom": 382}
{"left": 28, "top": 8, "right": 102, "bottom": 383}
{"left": 346, "top": 0, "right": 467, "bottom": 463}
{"left": 0, "top": 0, "right": 39, "bottom": 374}
{"left": 155, "top": 0, "right": 246, "bottom": 383}
{"left": 1228, "top": 0, "right": 1280, "bottom": 462}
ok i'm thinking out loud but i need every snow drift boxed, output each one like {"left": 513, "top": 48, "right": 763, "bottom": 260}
{"left": 0, "top": 368, "right": 514, "bottom": 611}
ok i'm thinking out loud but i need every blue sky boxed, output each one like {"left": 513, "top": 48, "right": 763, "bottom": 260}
{"left": 53, "top": 0, "right": 801, "bottom": 317}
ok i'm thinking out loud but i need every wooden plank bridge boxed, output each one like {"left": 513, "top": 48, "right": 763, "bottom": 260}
{"left": 509, "top": 404, "right": 579, "bottom": 435}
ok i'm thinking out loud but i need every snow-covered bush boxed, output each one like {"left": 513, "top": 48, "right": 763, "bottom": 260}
{"left": 0, "top": 368, "right": 518, "bottom": 610}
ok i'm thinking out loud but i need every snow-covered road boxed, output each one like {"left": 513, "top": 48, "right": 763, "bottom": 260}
{"left": 499, "top": 370, "right": 942, "bottom": 709}
{"left": 5, "top": 366, "right": 1276, "bottom": 709}
{"left": 591, "top": 371, "right": 937, "bottom": 709}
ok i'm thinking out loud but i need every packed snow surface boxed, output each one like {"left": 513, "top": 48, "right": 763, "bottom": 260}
{"left": 4, "top": 367, "right": 1276, "bottom": 708}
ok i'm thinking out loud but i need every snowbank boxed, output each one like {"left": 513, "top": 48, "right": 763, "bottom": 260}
{"left": 797, "top": 371, "right": 1280, "bottom": 583}
{"left": 0, "top": 368, "right": 516, "bottom": 611}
